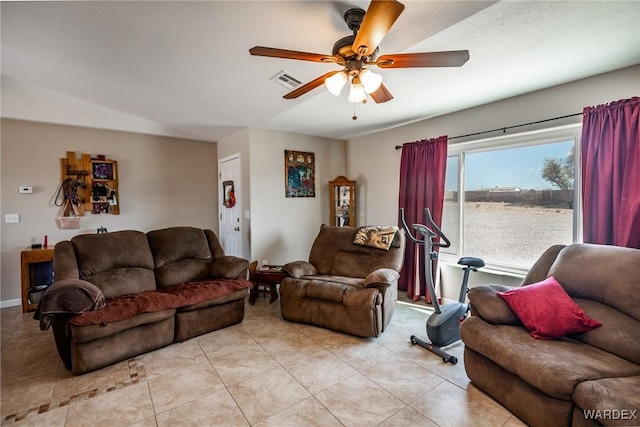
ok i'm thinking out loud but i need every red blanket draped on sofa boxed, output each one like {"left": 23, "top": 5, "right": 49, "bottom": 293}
{"left": 69, "top": 279, "right": 252, "bottom": 326}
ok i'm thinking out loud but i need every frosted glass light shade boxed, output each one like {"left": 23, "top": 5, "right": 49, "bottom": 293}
{"left": 348, "top": 83, "right": 366, "bottom": 103}
{"left": 359, "top": 69, "right": 382, "bottom": 94}
{"left": 325, "top": 71, "right": 348, "bottom": 96}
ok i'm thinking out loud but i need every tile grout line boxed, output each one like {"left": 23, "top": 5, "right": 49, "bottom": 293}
{"left": 1, "top": 357, "right": 146, "bottom": 425}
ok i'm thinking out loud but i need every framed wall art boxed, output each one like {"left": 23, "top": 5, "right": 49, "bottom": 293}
{"left": 59, "top": 151, "right": 120, "bottom": 216}
{"left": 284, "top": 150, "right": 315, "bottom": 198}
{"left": 223, "top": 180, "right": 236, "bottom": 208}
{"left": 92, "top": 162, "right": 115, "bottom": 180}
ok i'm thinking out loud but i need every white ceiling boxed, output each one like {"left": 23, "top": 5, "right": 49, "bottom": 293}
{"left": 2, "top": 1, "right": 639, "bottom": 142}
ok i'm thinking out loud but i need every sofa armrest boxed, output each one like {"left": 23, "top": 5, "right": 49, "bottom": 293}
{"left": 210, "top": 256, "right": 249, "bottom": 279}
{"left": 282, "top": 261, "right": 318, "bottom": 278}
{"left": 363, "top": 268, "right": 400, "bottom": 288}
{"left": 468, "top": 285, "right": 521, "bottom": 325}
{"left": 521, "top": 244, "right": 566, "bottom": 286}
{"left": 33, "top": 279, "right": 106, "bottom": 330}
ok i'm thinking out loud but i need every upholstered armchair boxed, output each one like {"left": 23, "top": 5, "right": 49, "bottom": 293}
{"left": 279, "top": 224, "right": 405, "bottom": 337}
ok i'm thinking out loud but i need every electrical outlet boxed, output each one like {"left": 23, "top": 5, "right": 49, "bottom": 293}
{"left": 5, "top": 213, "right": 20, "bottom": 223}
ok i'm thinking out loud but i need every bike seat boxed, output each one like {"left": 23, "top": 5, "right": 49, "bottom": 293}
{"left": 458, "top": 257, "right": 485, "bottom": 268}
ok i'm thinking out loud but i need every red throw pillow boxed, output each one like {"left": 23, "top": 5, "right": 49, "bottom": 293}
{"left": 497, "top": 276, "right": 602, "bottom": 340}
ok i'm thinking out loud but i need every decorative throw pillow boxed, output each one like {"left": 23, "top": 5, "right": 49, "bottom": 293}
{"left": 353, "top": 226, "right": 399, "bottom": 250}
{"left": 497, "top": 276, "right": 602, "bottom": 340}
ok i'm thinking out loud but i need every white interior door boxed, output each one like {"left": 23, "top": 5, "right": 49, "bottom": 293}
{"left": 218, "top": 155, "right": 242, "bottom": 257}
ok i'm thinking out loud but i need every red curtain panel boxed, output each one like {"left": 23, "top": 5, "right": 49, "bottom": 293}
{"left": 582, "top": 97, "right": 640, "bottom": 248}
{"left": 398, "top": 136, "right": 448, "bottom": 302}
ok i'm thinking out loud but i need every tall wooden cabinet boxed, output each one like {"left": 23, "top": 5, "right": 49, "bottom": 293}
{"left": 329, "top": 176, "right": 356, "bottom": 227}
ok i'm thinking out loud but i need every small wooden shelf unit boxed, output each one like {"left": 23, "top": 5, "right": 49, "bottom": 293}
{"left": 21, "top": 247, "right": 54, "bottom": 313}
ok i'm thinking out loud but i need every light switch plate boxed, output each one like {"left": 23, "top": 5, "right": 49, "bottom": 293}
{"left": 19, "top": 186, "right": 33, "bottom": 194}
{"left": 5, "top": 213, "right": 20, "bottom": 223}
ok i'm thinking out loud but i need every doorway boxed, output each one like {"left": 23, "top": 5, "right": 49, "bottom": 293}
{"left": 218, "top": 154, "right": 242, "bottom": 258}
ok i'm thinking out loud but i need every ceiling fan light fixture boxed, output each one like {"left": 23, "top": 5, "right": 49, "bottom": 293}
{"left": 325, "top": 71, "right": 348, "bottom": 96}
{"left": 250, "top": 0, "right": 470, "bottom": 107}
{"left": 359, "top": 69, "right": 382, "bottom": 94}
{"left": 348, "top": 81, "right": 366, "bottom": 103}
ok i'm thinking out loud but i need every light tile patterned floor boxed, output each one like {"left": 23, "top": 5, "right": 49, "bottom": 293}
{"left": 1, "top": 298, "right": 526, "bottom": 426}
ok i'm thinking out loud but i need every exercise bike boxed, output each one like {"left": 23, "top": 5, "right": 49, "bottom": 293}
{"left": 400, "top": 207, "right": 484, "bottom": 364}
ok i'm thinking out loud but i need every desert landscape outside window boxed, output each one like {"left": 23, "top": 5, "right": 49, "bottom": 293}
{"left": 442, "top": 137, "right": 577, "bottom": 270}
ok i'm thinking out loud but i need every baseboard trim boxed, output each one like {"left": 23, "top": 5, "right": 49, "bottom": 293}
{"left": 0, "top": 299, "right": 21, "bottom": 309}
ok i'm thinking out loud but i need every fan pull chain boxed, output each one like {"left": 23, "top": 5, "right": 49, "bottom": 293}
{"left": 353, "top": 102, "right": 357, "bottom": 120}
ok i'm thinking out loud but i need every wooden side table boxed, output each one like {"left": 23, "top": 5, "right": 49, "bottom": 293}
{"left": 250, "top": 266, "right": 284, "bottom": 305}
{"left": 21, "top": 247, "right": 54, "bottom": 312}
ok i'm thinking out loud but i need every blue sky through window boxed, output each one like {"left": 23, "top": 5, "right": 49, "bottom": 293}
{"left": 446, "top": 140, "right": 574, "bottom": 191}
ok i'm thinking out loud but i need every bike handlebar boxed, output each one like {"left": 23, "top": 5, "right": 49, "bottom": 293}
{"left": 399, "top": 207, "right": 451, "bottom": 248}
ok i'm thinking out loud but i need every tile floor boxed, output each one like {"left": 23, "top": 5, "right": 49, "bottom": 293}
{"left": 1, "top": 297, "right": 527, "bottom": 426}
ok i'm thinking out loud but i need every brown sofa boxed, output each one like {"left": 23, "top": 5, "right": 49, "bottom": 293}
{"left": 38, "top": 226, "right": 250, "bottom": 374}
{"left": 460, "top": 243, "right": 640, "bottom": 427}
{"left": 279, "top": 224, "right": 405, "bottom": 338}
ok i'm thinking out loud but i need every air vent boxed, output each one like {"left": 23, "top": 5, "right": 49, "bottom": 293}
{"left": 270, "top": 70, "right": 302, "bottom": 90}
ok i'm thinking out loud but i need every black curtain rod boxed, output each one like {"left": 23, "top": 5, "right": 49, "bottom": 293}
{"left": 394, "top": 112, "right": 582, "bottom": 150}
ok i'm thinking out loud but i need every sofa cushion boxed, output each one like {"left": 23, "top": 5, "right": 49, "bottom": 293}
{"left": 72, "top": 230, "right": 156, "bottom": 298}
{"left": 69, "top": 279, "right": 252, "bottom": 326}
{"left": 460, "top": 316, "right": 640, "bottom": 400}
{"left": 85, "top": 268, "right": 158, "bottom": 300}
{"left": 498, "top": 276, "right": 601, "bottom": 339}
{"left": 330, "top": 251, "right": 372, "bottom": 277}
{"left": 176, "top": 288, "right": 248, "bottom": 313}
{"left": 71, "top": 309, "right": 176, "bottom": 344}
{"left": 573, "top": 376, "right": 640, "bottom": 424}
{"left": 548, "top": 243, "right": 640, "bottom": 321}
{"left": 282, "top": 261, "right": 318, "bottom": 278}
{"left": 157, "top": 259, "right": 211, "bottom": 289}
{"left": 210, "top": 256, "right": 249, "bottom": 279}
{"left": 303, "top": 279, "right": 364, "bottom": 303}
{"left": 147, "top": 227, "right": 212, "bottom": 266}
{"left": 147, "top": 227, "right": 213, "bottom": 288}
{"left": 574, "top": 299, "right": 640, "bottom": 364}
{"left": 297, "top": 275, "right": 364, "bottom": 290}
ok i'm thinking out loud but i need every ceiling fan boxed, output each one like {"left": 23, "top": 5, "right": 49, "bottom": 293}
{"left": 249, "top": 0, "right": 469, "bottom": 105}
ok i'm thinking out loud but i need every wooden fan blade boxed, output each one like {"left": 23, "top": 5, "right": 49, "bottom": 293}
{"left": 369, "top": 83, "right": 393, "bottom": 104}
{"left": 249, "top": 46, "right": 334, "bottom": 63}
{"left": 377, "top": 50, "right": 470, "bottom": 68}
{"left": 283, "top": 71, "right": 339, "bottom": 99}
{"left": 352, "top": 0, "right": 405, "bottom": 57}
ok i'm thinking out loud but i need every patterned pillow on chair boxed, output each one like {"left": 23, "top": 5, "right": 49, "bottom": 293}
{"left": 353, "top": 226, "right": 400, "bottom": 250}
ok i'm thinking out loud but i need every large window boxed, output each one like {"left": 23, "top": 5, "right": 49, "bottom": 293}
{"left": 441, "top": 129, "right": 580, "bottom": 271}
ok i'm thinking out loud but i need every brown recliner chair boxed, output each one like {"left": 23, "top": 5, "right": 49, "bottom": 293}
{"left": 279, "top": 224, "right": 405, "bottom": 337}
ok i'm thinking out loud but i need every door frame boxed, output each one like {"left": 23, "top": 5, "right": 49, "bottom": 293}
{"left": 218, "top": 153, "right": 243, "bottom": 258}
